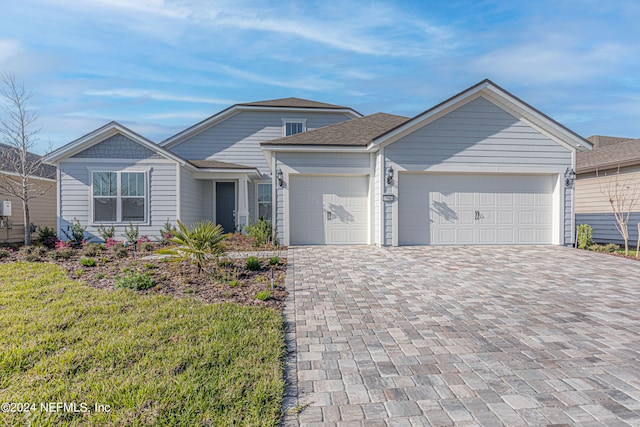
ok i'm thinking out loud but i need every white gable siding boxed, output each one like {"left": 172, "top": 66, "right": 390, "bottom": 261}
{"left": 58, "top": 159, "right": 177, "bottom": 242}
{"left": 168, "top": 111, "right": 354, "bottom": 175}
{"left": 383, "top": 96, "right": 573, "bottom": 246}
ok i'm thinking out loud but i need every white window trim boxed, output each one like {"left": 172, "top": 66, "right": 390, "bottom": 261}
{"left": 281, "top": 118, "right": 307, "bottom": 136}
{"left": 89, "top": 168, "right": 150, "bottom": 225}
{"left": 255, "top": 181, "right": 273, "bottom": 222}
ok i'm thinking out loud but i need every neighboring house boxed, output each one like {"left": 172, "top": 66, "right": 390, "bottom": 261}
{"left": 44, "top": 80, "right": 591, "bottom": 246}
{"left": 576, "top": 135, "right": 640, "bottom": 246}
{"left": 0, "top": 143, "right": 57, "bottom": 243}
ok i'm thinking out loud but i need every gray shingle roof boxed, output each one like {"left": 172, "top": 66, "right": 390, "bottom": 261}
{"left": 239, "top": 97, "right": 350, "bottom": 110}
{"left": 577, "top": 136, "right": 640, "bottom": 173}
{"left": 0, "top": 143, "right": 57, "bottom": 179}
{"left": 262, "top": 113, "right": 410, "bottom": 147}
{"left": 587, "top": 135, "right": 636, "bottom": 149}
{"left": 188, "top": 159, "right": 255, "bottom": 170}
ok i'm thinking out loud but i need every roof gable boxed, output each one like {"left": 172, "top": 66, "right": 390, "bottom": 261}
{"left": 239, "top": 97, "right": 350, "bottom": 109}
{"left": 262, "top": 113, "right": 409, "bottom": 147}
{"left": 161, "top": 99, "right": 362, "bottom": 149}
{"left": 43, "top": 121, "right": 188, "bottom": 166}
{"left": 373, "top": 79, "right": 593, "bottom": 153}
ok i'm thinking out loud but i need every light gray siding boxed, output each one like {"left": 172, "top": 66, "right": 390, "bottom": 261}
{"left": 274, "top": 151, "right": 371, "bottom": 245}
{"left": 385, "top": 97, "right": 571, "bottom": 168}
{"left": 58, "top": 159, "right": 177, "bottom": 242}
{"left": 179, "top": 167, "right": 210, "bottom": 226}
{"left": 168, "top": 111, "right": 354, "bottom": 175}
{"left": 383, "top": 96, "right": 574, "bottom": 246}
{"left": 71, "top": 134, "right": 160, "bottom": 159}
{"left": 576, "top": 213, "right": 640, "bottom": 246}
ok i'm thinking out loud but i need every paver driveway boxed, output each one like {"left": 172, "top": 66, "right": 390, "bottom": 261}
{"left": 282, "top": 246, "right": 640, "bottom": 426}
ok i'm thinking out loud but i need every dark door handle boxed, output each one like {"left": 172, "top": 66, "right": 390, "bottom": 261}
{"left": 475, "top": 210, "right": 479, "bottom": 220}
{"left": 326, "top": 211, "right": 332, "bottom": 221}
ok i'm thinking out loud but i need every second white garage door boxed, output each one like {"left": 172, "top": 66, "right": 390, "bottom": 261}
{"left": 289, "top": 175, "right": 369, "bottom": 245}
{"left": 398, "top": 173, "right": 554, "bottom": 245}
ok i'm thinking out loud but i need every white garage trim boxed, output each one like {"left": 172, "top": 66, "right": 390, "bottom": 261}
{"left": 395, "top": 172, "right": 563, "bottom": 246}
{"left": 288, "top": 174, "right": 370, "bottom": 245}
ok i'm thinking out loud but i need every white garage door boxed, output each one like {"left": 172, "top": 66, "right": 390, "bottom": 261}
{"left": 289, "top": 175, "right": 368, "bottom": 245}
{"left": 399, "top": 173, "right": 554, "bottom": 245}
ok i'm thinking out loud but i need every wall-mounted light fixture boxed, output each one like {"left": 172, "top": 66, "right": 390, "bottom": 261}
{"left": 386, "top": 165, "right": 394, "bottom": 185}
{"left": 277, "top": 168, "right": 284, "bottom": 187}
{"left": 565, "top": 168, "right": 576, "bottom": 187}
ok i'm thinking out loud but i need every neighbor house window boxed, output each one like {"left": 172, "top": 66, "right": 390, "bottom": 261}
{"left": 257, "top": 182, "right": 272, "bottom": 221}
{"left": 92, "top": 171, "right": 146, "bottom": 223}
{"left": 282, "top": 118, "right": 307, "bottom": 136}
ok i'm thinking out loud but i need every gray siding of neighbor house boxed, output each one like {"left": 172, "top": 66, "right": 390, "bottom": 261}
{"left": 168, "top": 111, "right": 354, "bottom": 175}
{"left": 575, "top": 167, "right": 640, "bottom": 246}
{"left": 71, "top": 134, "right": 161, "bottom": 159}
{"left": 576, "top": 213, "right": 640, "bottom": 246}
{"left": 58, "top": 159, "right": 177, "bottom": 242}
{"left": 274, "top": 152, "right": 371, "bottom": 245}
{"left": 383, "top": 96, "right": 574, "bottom": 246}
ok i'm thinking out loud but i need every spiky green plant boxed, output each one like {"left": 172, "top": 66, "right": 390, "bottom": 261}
{"left": 155, "top": 220, "right": 229, "bottom": 273}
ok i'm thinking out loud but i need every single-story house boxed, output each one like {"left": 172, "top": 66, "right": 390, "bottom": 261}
{"left": 0, "top": 143, "right": 57, "bottom": 243}
{"left": 576, "top": 135, "right": 640, "bottom": 246}
{"left": 44, "top": 79, "right": 592, "bottom": 246}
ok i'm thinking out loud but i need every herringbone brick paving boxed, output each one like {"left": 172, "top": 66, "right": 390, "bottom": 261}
{"left": 282, "top": 246, "right": 640, "bottom": 426}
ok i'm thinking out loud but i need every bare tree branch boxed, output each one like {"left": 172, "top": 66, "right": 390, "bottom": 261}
{"left": 0, "top": 72, "right": 52, "bottom": 245}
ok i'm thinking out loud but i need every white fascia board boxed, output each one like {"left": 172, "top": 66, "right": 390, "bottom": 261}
{"left": 262, "top": 145, "right": 370, "bottom": 153}
{"left": 192, "top": 171, "right": 260, "bottom": 180}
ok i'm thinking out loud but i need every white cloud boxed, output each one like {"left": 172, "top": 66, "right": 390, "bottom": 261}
{"left": 472, "top": 36, "right": 633, "bottom": 84}
{"left": 84, "top": 89, "right": 236, "bottom": 106}
{"left": 0, "top": 39, "right": 22, "bottom": 65}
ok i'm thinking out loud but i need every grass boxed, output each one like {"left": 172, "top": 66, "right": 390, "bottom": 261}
{"left": 0, "top": 262, "right": 285, "bottom": 426}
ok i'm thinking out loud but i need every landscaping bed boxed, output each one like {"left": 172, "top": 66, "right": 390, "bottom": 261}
{"left": 0, "top": 232, "right": 288, "bottom": 310}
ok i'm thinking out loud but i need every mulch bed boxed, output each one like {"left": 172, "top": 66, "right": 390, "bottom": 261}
{"left": 1, "top": 236, "right": 288, "bottom": 310}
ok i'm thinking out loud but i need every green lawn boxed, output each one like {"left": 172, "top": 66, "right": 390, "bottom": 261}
{"left": 0, "top": 262, "right": 285, "bottom": 426}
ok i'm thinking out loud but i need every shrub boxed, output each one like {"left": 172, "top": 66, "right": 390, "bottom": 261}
{"left": 36, "top": 226, "right": 58, "bottom": 249}
{"left": 269, "top": 256, "right": 280, "bottom": 266}
{"left": 589, "top": 243, "right": 620, "bottom": 253}
{"left": 95, "top": 272, "right": 106, "bottom": 279}
{"left": 50, "top": 247, "right": 75, "bottom": 260}
{"left": 245, "top": 219, "right": 272, "bottom": 246}
{"left": 116, "top": 269, "right": 155, "bottom": 291}
{"left": 160, "top": 219, "right": 177, "bottom": 245}
{"left": 229, "top": 280, "right": 240, "bottom": 287}
{"left": 124, "top": 222, "right": 140, "bottom": 246}
{"left": 140, "top": 242, "right": 155, "bottom": 252}
{"left": 82, "top": 243, "right": 101, "bottom": 257}
{"left": 61, "top": 218, "right": 86, "bottom": 248}
{"left": 143, "top": 263, "right": 158, "bottom": 270}
{"left": 255, "top": 290, "right": 271, "bottom": 301}
{"left": 245, "top": 256, "right": 261, "bottom": 271}
{"left": 577, "top": 224, "right": 593, "bottom": 249}
{"left": 97, "top": 224, "right": 115, "bottom": 241}
{"left": 19, "top": 246, "right": 47, "bottom": 262}
{"left": 80, "top": 257, "right": 97, "bottom": 267}
{"left": 156, "top": 220, "right": 228, "bottom": 274}
{"left": 112, "top": 243, "right": 129, "bottom": 258}
{"left": 0, "top": 249, "right": 11, "bottom": 259}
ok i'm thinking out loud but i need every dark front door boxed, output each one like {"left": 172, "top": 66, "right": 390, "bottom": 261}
{"left": 216, "top": 182, "right": 235, "bottom": 233}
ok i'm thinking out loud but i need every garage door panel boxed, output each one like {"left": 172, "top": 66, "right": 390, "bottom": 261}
{"left": 290, "top": 175, "right": 368, "bottom": 245}
{"left": 399, "top": 173, "right": 554, "bottom": 245}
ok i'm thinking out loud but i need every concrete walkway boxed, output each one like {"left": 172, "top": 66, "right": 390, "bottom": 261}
{"left": 282, "top": 246, "right": 640, "bottom": 426}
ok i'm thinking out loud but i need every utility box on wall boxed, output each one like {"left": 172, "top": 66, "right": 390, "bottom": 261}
{"left": 0, "top": 201, "right": 11, "bottom": 217}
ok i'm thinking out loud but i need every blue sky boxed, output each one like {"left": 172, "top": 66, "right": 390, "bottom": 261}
{"left": 1, "top": 0, "right": 639, "bottom": 153}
